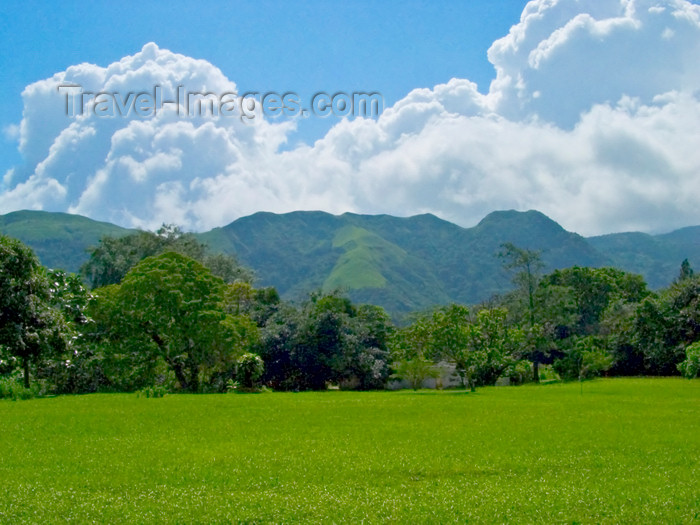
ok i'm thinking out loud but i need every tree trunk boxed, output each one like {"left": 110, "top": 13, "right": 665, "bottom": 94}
{"left": 23, "top": 357, "right": 30, "bottom": 388}
{"left": 533, "top": 360, "right": 540, "bottom": 383}
{"left": 188, "top": 362, "right": 200, "bottom": 393}
{"left": 170, "top": 360, "right": 189, "bottom": 391}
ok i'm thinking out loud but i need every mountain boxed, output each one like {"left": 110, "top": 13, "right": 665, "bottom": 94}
{"left": 588, "top": 226, "right": 700, "bottom": 289}
{"left": 0, "top": 210, "right": 133, "bottom": 273}
{"left": 198, "top": 209, "right": 610, "bottom": 313}
{"left": 2, "top": 209, "right": 699, "bottom": 317}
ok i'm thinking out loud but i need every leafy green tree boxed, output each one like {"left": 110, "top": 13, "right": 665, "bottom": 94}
{"left": 115, "top": 252, "right": 237, "bottom": 392}
{"left": 543, "top": 267, "right": 649, "bottom": 336}
{"left": 462, "top": 308, "right": 525, "bottom": 390}
{"left": 345, "top": 304, "right": 393, "bottom": 390}
{"left": 85, "top": 284, "right": 166, "bottom": 391}
{"left": 0, "top": 235, "right": 67, "bottom": 387}
{"left": 634, "top": 276, "right": 700, "bottom": 375}
{"left": 257, "top": 291, "right": 352, "bottom": 390}
{"left": 677, "top": 259, "right": 694, "bottom": 283}
{"left": 259, "top": 291, "right": 391, "bottom": 391}
{"left": 223, "top": 281, "right": 280, "bottom": 329}
{"left": 394, "top": 304, "right": 525, "bottom": 391}
{"left": 539, "top": 267, "right": 649, "bottom": 375}
{"left": 81, "top": 224, "right": 252, "bottom": 288}
{"left": 390, "top": 357, "right": 439, "bottom": 390}
{"left": 552, "top": 336, "right": 612, "bottom": 381}
{"left": 499, "top": 243, "right": 545, "bottom": 381}
{"left": 423, "top": 304, "right": 471, "bottom": 387}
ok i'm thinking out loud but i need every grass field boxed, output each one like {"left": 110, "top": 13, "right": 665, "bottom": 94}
{"left": 1, "top": 378, "right": 699, "bottom": 523}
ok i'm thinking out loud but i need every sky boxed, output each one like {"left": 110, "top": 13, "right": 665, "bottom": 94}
{"left": 1, "top": 0, "right": 699, "bottom": 236}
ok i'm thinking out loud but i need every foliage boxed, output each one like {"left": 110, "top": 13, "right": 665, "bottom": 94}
{"left": 499, "top": 243, "right": 546, "bottom": 380}
{"left": 390, "top": 358, "right": 439, "bottom": 390}
{"left": 677, "top": 258, "right": 694, "bottom": 282}
{"left": 115, "top": 252, "right": 240, "bottom": 392}
{"left": 0, "top": 371, "right": 47, "bottom": 400}
{"left": 258, "top": 291, "right": 392, "bottom": 391}
{"left": 633, "top": 276, "right": 700, "bottom": 375}
{"left": 543, "top": 266, "right": 649, "bottom": 336}
{"left": 0, "top": 235, "right": 68, "bottom": 388}
{"left": 677, "top": 341, "right": 700, "bottom": 379}
{"left": 552, "top": 336, "right": 613, "bottom": 381}
{"left": 81, "top": 224, "right": 252, "bottom": 288}
{"left": 392, "top": 304, "right": 526, "bottom": 391}
{"left": 136, "top": 385, "right": 168, "bottom": 398}
{"left": 235, "top": 353, "right": 265, "bottom": 389}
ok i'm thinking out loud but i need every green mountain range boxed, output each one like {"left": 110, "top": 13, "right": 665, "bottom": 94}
{"left": 0, "top": 210, "right": 133, "bottom": 273}
{"left": 2, "top": 209, "right": 699, "bottom": 316}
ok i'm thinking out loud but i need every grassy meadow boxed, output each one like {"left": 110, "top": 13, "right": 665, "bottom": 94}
{"left": 1, "top": 378, "right": 699, "bottom": 523}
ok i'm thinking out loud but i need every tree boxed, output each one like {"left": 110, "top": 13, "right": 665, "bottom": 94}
{"left": 634, "top": 276, "right": 700, "bottom": 375}
{"left": 0, "top": 236, "right": 67, "bottom": 387}
{"left": 543, "top": 267, "right": 649, "bottom": 336}
{"left": 500, "top": 243, "right": 545, "bottom": 381}
{"left": 424, "top": 304, "right": 471, "bottom": 387}
{"left": 258, "top": 291, "right": 392, "bottom": 391}
{"left": 390, "top": 357, "right": 439, "bottom": 390}
{"left": 81, "top": 224, "right": 252, "bottom": 288}
{"left": 552, "top": 336, "right": 612, "bottom": 381}
{"left": 115, "top": 252, "right": 240, "bottom": 392}
{"left": 345, "top": 304, "right": 393, "bottom": 390}
{"left": 677, "top": 259, "right": 694, "bottom": 283}
{"left": 462, "top": 308, "right": 525, "bottom": 390}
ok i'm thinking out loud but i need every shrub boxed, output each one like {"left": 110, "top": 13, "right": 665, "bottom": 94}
{"left": 0, "top": 372, "right": 46, "bottom": 400}
{"left": 677, "top": 341, "right": 700, "bottom": 379}
{"left": 136, "top": 385, "right": 168, "bottom": 398}
{"left": 235, "top": 353, "right": 264, "bottom": 389}
{"left": 390, "top": 358, "right": 439, "bottom": 390}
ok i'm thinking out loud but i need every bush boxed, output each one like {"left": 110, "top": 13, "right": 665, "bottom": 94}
{"left": 0, "top": 372, "right": 46, "bottom": 400}
{"left": 390, "top": 358, "right": 439, "bottom": 390}
{"left": 235, "top": 353, "right": 264, "bottom": 389}
{"left": 553, "top": 337, "right": 612, "bottom": 381}
{"left": 136, "top": 385, "right": 168, "bottom": 398}
{"left": 501, "top": 360, "right": 533, "bottom": 385}
{"left": 677, "top": 341, "right": 700, "bottom": 379}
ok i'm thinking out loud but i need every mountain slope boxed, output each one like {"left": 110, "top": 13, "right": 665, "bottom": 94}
{"left": 198, "top": 209, "right": 613, "bottom": 313}
{"left": 2, "top": 209, "right": 699, "bottom": 317}
{"left": 0, "top": 210, "right": 133, "bottom": 273}
{"left": 589, "top": 226, "right": 700, "bottom": 288}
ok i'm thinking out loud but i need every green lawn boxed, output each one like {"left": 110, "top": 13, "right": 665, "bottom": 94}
{"left": 1, "top": 378, "right": 699, "bottom": 523}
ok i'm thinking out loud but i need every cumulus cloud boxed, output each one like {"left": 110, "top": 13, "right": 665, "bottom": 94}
{"left": 2, "top": 0, "right": 700, "bottom": 235}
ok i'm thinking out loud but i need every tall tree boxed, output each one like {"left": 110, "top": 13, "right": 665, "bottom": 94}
{"left": 677, "top": 259, "right": 694, "bottom": 283}
{"left": 115, "top": 252, "right": 241, "bottom": 392}
{"left": 81, "top": 224, "right": 252, "bottom": 288}
{"left": 499, "top": 243, "right": 545, "bottom": 381}
{"left": 0, "top": 235, "right": 66, "bottom": 387}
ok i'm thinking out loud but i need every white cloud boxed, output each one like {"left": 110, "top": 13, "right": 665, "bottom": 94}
{"left": 2, "top": 1, "right": 700, "bottom": 236}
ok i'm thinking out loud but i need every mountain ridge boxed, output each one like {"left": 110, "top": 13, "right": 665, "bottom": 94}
{"left": 2, "top": 208, "right": 699, "bottom": 316}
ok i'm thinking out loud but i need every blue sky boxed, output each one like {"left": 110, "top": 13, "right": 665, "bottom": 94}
{"left": 0, "top": 0, "right": 527, "bottom": 163}
{"left": 2, "top": 0, "right": 700, "bottom": 235}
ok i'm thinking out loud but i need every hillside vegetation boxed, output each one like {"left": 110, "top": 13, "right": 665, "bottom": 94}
{"left": 2, "top": 209, "right": 700, "bottom": 315}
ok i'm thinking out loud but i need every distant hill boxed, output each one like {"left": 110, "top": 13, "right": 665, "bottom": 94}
{"left": 0, "top": 210, "right": 133, "bottom": 273}
{"left": 588, "top": 226, "right": 700, "bottom": 289}
{"left": 198, "top": 209, "right": 611, "bottom": 313}
{"left": 2, "top": 209, "right": 699, "bottom": 316}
